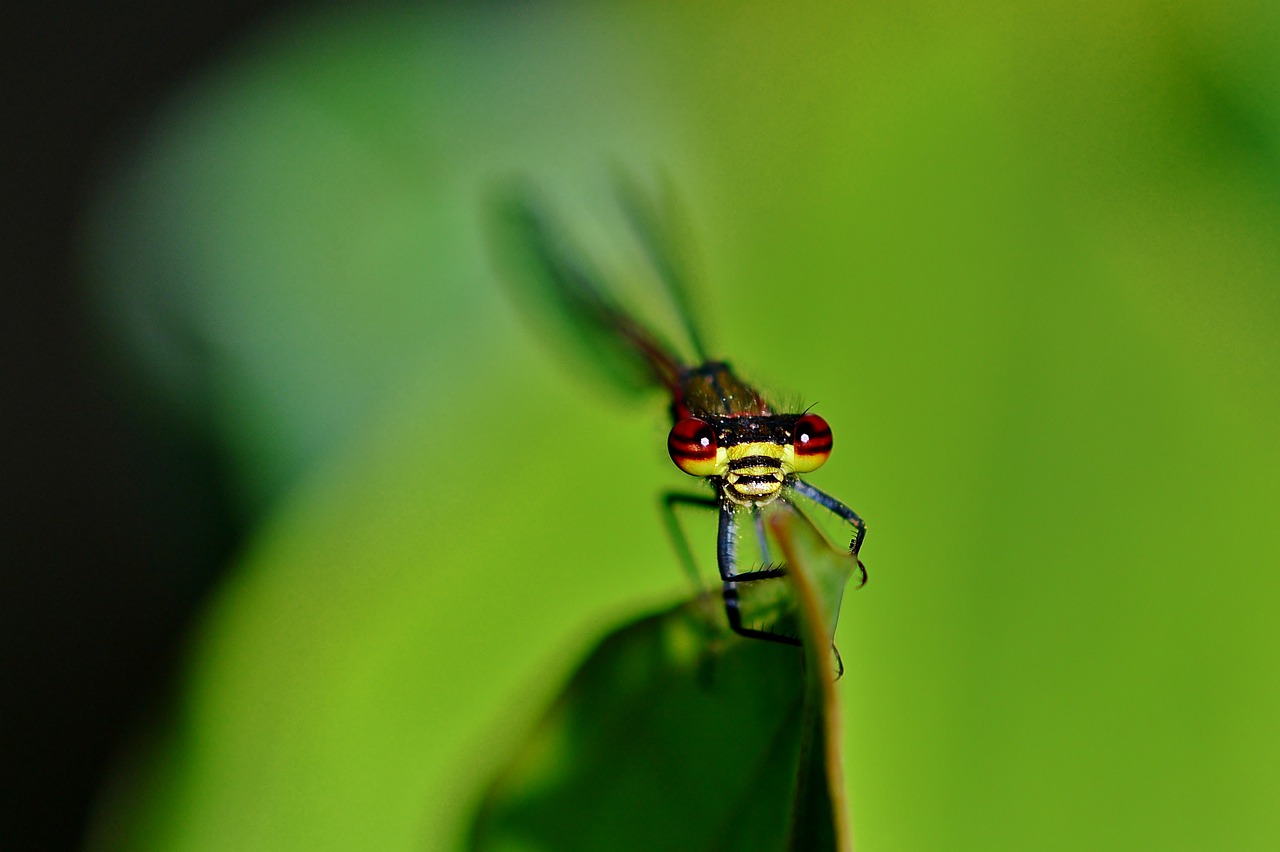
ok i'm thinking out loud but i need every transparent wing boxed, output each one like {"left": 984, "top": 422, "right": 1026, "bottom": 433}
{"left": 490, "top": 184, "right": 687, "bottom": 396}
{"left": 613, "top": 171, "right": 711, "bottom": 364}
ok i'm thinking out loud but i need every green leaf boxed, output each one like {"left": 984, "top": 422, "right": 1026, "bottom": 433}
{"left": 469, "top": 505, "right": 859, "bottom": 852}
{"left": 771, "top": 508, "right": 857, "bottom": 852}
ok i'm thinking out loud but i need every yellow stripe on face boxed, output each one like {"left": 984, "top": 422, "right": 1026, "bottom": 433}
{"left": 726, "top": 477, "right": 782, "bottom": 496}
{"left": 724, "top": 442, "right": 788, "bottom": 461}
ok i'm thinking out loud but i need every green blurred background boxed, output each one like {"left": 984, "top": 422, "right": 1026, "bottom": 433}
{"left": 13, "top": 0, "right": 1280, "bottom": 849}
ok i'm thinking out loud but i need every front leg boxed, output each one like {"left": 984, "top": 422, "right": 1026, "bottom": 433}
{"left": 717, "top": 504, "right": 799, "bottom": 647}
{"left": 790, "top": 479, "right": 869, "bottom": 587}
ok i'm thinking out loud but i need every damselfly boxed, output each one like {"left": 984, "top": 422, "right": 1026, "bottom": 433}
{"left": 494, "top": 180, "right": 867, "bottom": 651}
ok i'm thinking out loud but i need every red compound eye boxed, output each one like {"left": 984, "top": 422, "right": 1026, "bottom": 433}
{"left": 668, "top": 417, "right": 719, "bottom": 477}
{"left": 792, "top": 413, "right": 832, "bottom": 473}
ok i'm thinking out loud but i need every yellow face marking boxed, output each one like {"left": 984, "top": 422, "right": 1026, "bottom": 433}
{"left": 724, "top": 442, "right": 787, "bottom": 462}
{"left": 712, "top": 446, "right": 729, "bottom": 475}
{"left": 727, "top": 478, "right": 781, "bottom": 495}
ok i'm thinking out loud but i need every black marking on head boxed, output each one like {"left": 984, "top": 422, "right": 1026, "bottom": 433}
{"left": 730, "top": 474, "right": 784, "bottom": 487}
{"left": 710, "top": 415, "right": 801, "bottom": 446}
{"left": 728, "top": 455, "right": 784, "bottom": 471}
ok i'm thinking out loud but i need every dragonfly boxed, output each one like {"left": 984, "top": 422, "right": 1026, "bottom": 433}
{"left": 493, "top": 179, "right": 867, "bottom": 652}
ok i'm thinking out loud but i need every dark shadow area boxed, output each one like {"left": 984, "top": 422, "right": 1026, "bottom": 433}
{"left": 1, "top": 1, "right": 299, "bottom": 847}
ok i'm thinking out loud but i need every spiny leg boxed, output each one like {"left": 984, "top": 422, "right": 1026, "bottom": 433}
{"left": 777, "top": 496, "right": 847, "bottom": 678}
{"left": 718, "top": 506, "right": 798, "bottom": 647}
{"left": 660, "top": 491, "right": 719, "bottom": 591}
{"left": 790, "top": 478, "right": 869, "bottom": 587}
{"left": 726, "top": 503, "right": 847, "bottom": 677}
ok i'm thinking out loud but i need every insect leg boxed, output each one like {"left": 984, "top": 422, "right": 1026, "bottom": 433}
{"left": 752, "top": 506, "right": 774, "bottom": 567}
{"left": 776, "top": 496, "right": 846, "bottom": 680}
{"left": 790, "top": 479, "right": 869, "bottom": 587}
{"left": 718, "top": 505, "right": 798, "bottom": 647}
{"left": 660, "top": 491, "right": 719, "bottom": 591}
